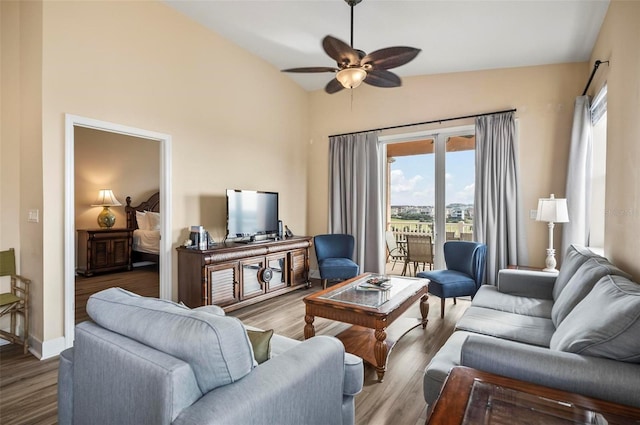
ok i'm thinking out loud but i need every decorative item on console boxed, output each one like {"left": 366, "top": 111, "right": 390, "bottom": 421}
{"left": 188, "top": 226, "right": 210, "bottom": 249}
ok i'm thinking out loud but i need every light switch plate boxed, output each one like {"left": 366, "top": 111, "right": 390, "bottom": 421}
{"left": 530, "top": 209, "right": 537, "bottom": 220}
{"left": 28, "top": 209, "right": 39, "bottom": 223}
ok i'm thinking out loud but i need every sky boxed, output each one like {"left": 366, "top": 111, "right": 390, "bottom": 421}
{"left": 390, "top": 150, "right": 475, "bottom": 206}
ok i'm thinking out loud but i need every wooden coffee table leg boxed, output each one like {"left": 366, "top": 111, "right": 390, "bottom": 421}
{"left": 304, "top": 314, "right": 315, "bottom": 339}
{"left": 374, "top": 328, "right": 388, "bottom": 382}
{"left": 420, "top": 294, "right": 429, "bottom": 328}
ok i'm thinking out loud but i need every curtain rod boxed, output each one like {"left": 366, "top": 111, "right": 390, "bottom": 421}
{"left": 329, "top": 108, "right": 517, "bottom": 138}
{"left": 582, "top": 60, "right": 609, "bottom": 96}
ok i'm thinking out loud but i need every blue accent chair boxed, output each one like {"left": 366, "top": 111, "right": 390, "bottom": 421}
{"left": 417, "top": 241, "right": 487, "bottom": 318}
{"left": 314, "top": 234, "right": 360, "bottom": 289}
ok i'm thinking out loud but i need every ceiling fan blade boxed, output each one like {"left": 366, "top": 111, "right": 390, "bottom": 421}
{"left": 362, "top": 47, "right": 421, "bottom": 70}
{"left": 322, "top": 35, "right": 360, "bottom": 67}
{"left": 282, "top": 67, "right": 338, "bottom": 73}
{"left": 363, "top": 69, "right": 402, "bottom": 88}
{"left": 325, "top": 78, "right": 345, "bottom": 94}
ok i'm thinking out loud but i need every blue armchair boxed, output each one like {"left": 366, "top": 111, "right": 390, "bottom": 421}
{"left": 417, "top": 241, "right": 487, "bottom": 318}
{"left": 314, "top": 234, "right": 360, "bottom": 289}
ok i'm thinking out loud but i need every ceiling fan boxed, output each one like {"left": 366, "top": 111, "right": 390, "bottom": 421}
{"left": 282, "top": 0, "right": 421, "bottom": 94}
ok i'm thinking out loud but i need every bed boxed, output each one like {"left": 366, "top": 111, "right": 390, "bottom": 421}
{"left": 125, "top": 191, "right": 160, "bottom": 265}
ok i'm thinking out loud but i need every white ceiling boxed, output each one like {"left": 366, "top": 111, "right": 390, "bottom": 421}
{"left": 164, "top": 0, "right": 610, "bottom": 92}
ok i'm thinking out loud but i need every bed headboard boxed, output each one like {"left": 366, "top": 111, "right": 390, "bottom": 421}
{"left": 125, "top": 191, "right": 160, "bottom": 229}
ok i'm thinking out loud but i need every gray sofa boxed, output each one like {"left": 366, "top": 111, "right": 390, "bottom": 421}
{"left": 424, "top": 244, "right": 640, "bottom": 409}
{"left": 58, "top": 288, "right": 363, "bottom": 425}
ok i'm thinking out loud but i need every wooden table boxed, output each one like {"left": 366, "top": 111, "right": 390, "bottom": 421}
{"left": 303, "top": 273, "right": 428, "bottom": 382}
{"left": 428, "top": 366, "right": 640, "bottom": 424}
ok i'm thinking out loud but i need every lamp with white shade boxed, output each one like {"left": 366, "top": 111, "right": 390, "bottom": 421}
{"left": 92, "top": 189, "right": 122, "bottom": 229}
{"left": 536, "top": 194, "right": 569, "bottom": 272}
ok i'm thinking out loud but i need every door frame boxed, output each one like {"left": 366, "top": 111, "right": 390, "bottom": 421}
{"left": 380, "top": 124, "right": 475, "bottom": 269}
{"left": 64, "top": 114, "right": 172, "bottom": 348}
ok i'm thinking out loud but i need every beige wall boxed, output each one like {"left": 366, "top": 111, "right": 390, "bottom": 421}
{"left": 4, "top": 0, "right": 309, "bottom": 354}
{"left": 589, "top": 1, "right": 640, "bottom": 276}
{"left": 307, "top": 63, "right": 587, "bottom": 267}
{"left": 74, "top": 127, "right": 159, "bottom": 230}
{"left": 0, "top": 1, "right": 45, "bottom": 341}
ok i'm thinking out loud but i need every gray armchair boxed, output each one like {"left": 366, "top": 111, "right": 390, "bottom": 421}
{"left": 58, "top": 288, "right": 364, "bottom": 425}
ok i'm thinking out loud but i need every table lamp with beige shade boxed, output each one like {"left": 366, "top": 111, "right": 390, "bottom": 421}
{"left": 92, "top": 189, "right": 122, "bottom": 229}
{"left": 536, "top": 193, "right": 569, "bottom": 272}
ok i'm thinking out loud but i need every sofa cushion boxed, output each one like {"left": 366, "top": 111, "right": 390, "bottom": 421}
{"left": 550, "top": 275, "right": 640, "bottom": 362}
{"left": 472, "top": 285, "right": 553, "bottom": 318}
{"left": 553, "top": 244, "right": 604, "bottom": 300}
{"left": 455, "top": 306, "right": 555, "bottom": 347}
{"left": 551, "top": 257, "right": 632, "bottom": 326}
{"left": 86, "top": 287, "right": 254, "bottom": 393}
{"left": 423, "top": 270, "right": 477, "bottom": 298}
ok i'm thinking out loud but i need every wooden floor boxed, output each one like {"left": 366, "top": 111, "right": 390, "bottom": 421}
{"left": 0, "top": 262, "right": 470, "bottom": 425}
{"left": 74, "top": 264, "right": 159, "bottom": 324}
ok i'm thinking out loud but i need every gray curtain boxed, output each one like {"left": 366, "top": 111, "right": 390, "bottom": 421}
{"left": 475, "top": 111, "right": 526, "bottom": 284}
{"left": 562, "top": 96, "right": 592, "bottom": 255}
{"left": 328, "top": 131, "right": 385, "bottom": 274}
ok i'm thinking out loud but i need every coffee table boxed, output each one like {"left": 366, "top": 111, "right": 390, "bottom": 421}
{"left": 303, "top": 273, "right": 429, "bottom": 382}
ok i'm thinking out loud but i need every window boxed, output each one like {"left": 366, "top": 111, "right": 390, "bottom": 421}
{"left": 589, "top": 84, "right": 607, "bottom": 249}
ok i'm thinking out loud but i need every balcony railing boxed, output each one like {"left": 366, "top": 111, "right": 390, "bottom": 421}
{"left": 388, "top": 220, "right": 474, "bottom": 242}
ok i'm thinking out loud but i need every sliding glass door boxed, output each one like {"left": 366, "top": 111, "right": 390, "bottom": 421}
{"left": 382, "top": 125, "right": 475, "bottom": 270}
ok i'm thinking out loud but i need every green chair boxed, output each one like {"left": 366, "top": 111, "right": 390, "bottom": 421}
{"left": 0, "top": 248, "right": 31, "bottom": 354}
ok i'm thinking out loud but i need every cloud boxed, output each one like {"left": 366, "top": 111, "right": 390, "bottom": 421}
{"left": 390, "top": 169, "right": 433, "bottom": 205}
{"left": 453, "top": 183, "right": 475, "bottom": 204}
{"left": 390, "top": 169, "right": 424, "bottom": 193}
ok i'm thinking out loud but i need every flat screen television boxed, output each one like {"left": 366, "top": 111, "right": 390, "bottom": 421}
{"left": 226, "top": 189, "right": 279, "bottom": 241}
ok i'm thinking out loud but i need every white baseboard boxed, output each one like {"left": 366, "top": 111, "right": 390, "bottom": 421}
{"left": 309, "top": 269, "right": 321, "bottom": 279}
{"left": 30, "top": 336, "right": 66, "bottom": 360}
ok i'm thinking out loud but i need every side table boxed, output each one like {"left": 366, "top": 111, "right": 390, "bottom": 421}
{"left": 76, "top": 228, "right": 133, "bottom": 276}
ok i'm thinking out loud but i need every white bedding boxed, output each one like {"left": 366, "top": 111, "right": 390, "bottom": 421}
{"left": 133, "top": 229, "right": 160, "bottom": 254}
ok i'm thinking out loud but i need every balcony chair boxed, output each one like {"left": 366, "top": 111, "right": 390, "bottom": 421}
{"left": 385, "top": 231, "right": 406, "bottom": 271}
{"left": 403, "top": 234, "right": 434, "bottom": 276}
{"left": 0, "top": 248, "right": 31, "bottom": 353}
{"left": 417, "top": 241, "right": 486, "bottom": 318}
{"left": 460, "top": 232, "right": 474, "bottom": 241}
{"left": 314, "top": 234, "right": 360, "bottom": 289}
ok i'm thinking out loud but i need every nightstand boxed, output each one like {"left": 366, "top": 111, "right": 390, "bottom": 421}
{"left": 77, "top": 228, "right": 133, "bottom": 276}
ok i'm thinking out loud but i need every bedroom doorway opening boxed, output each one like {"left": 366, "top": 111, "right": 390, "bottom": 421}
{"left": 64, "top": 114, "right": 172, "bottom": 348}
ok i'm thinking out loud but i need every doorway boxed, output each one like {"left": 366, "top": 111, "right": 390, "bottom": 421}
{"left": 381, "top": 124, "right": 476, "bottom": 271}
{"left": 64, "top": 114, "right": 172, "bottom": 348}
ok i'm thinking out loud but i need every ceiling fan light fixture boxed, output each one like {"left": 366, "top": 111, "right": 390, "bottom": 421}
{"left": 336, "top": 67, "right": 367, "bottom": 89}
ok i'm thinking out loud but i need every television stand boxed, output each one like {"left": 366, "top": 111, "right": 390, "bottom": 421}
{"left": 177, "top": 236, "right": 312, "bottom": 312}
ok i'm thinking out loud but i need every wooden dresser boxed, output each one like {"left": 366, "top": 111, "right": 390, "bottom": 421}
{"left": 177, "top": 236, "right": 312, "bottom": 312}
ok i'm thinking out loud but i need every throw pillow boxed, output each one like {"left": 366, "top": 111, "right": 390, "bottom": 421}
{"left": 551, "top": 257, "right": 631, "bottom": 327}
{"left": 145, "top": 211, "right": 161, "bottom": 231}
{"left": 136, "top": 211, "right": 148, "bottom": 230}
{"left": 247, "top": 329, "right": 274, "bottom": 364}
{"left": 550, "top": 274, "right": 640, "bottom": 363}
{"left": 552, "top": 244, "right": 604, "bottom": 300}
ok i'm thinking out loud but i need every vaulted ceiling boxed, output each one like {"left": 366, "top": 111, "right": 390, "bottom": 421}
{"left": 165, "top": 0, "right": 610, "bottom": 91}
